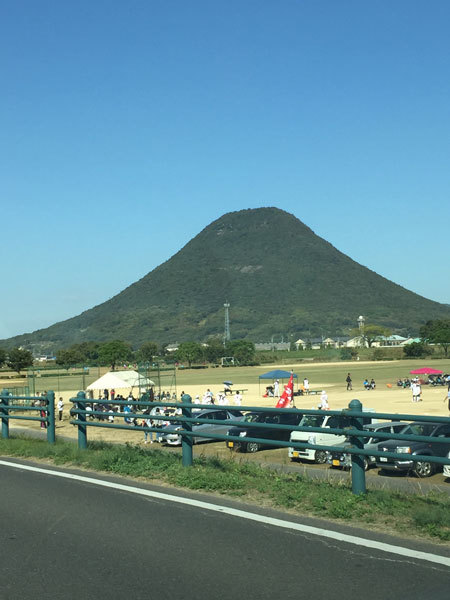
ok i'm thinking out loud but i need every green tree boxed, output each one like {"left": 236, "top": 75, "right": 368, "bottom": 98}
{"left": 225, "top": 340, "right": 256, "bottom": 365}
{"left": 7, "top": 348, "right": 34, "bottom": 374}
{"left": 203, "top": 338, "right": 224, "bottom": 364}
{"left": 0, "top": 347, "right": 6, "bottom": 367}
{"left": 403, "top": 341, "right": 432, "bottom": 358}
{"left": 98, "top": 340, "right": 134, "bottom": 370}
{"left": 55, "top": 348, "right": 84, "bottom": 369}
{"left": 175, "top": 342, "right": 204, "bottom": 367}
{"left": 74, "top": 341, "right": 100, "bottom": 363}
{"left": 420, "top": 320, "right": 450, "bottom": 357}
{"left": 339, "top": 347, "right": 358, "bottom": 360}
{"left": 351, "top": 324, "right": 391, "bottom": 348}
{"left": 136, "top": 342, "right": 159, "bottom": 364}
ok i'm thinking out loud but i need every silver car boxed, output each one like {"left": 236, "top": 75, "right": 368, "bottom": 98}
{"left": 159, "top": 408, "right": 244, "bottom": 446}
{"left": 329, "top": 421, "right": 410, "bottom": 471}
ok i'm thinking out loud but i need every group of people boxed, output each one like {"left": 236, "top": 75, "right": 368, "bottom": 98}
{"left": 363, "top": 378, "right": 376, "bottom": 390}
{"left": 193, "top": 388, "right": 243, "bottom": 406}
{"left": 265, "top": 377, "right": 310, "bottom": 398}
{"left": 397, "top": 378, "right": 412, "bottom": 388}
{"left": 345, "top": 373, "right": 376, "bottom": 391}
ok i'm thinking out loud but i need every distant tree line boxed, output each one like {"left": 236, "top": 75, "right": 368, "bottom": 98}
{"left": 0, "top": 339, "right": 256, "bottom": 372}
{"left": 51, "top": 339, "right": 257, "bottom": 370}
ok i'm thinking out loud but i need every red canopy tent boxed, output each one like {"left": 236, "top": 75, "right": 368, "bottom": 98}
{"left": 409, "top": 367, "right": 443, "bottom": 375}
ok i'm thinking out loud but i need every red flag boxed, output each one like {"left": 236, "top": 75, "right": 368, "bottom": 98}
{"left": 276, "top": 374, "right": 294, "bottom": 408}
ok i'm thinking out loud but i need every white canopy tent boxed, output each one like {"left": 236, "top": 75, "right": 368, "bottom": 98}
{"left": 86, "top": 370, "right": 154, "bottom": 392}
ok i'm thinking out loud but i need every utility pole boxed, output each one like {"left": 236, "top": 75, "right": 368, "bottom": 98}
{"left": 223, "top": 302, "right": 230, "bottom": 346}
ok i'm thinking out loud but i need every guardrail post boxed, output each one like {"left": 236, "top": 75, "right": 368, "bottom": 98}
{"left": 76, "top": 391, "right": 88, "bottom": 450}
{"left": 348, "top": 399, "right": 366, "bottom": 495}
{"left": 46, "top": 390, "right": 55, "bottom": 444}
{"left": 181, "top": 393, "right": 193, "bottom": 467}
{"left": 1, "top": 389, "right": 10, "bottom": 439}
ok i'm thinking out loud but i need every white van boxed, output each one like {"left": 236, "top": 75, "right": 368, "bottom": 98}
{"left": 288, "top": 410, "right": 376, "bottom": 464}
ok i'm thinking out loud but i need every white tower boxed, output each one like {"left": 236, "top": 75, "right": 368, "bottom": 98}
{"left": 357, "top": 315, "right": 365, "bottom": 330}
{"left": 223, "top": 302, "right": 231, "bottom": 345}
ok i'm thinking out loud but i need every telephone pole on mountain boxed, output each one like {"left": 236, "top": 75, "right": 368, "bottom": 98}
{"left": 223, "top": 302, "right": 231, "bottom": 346}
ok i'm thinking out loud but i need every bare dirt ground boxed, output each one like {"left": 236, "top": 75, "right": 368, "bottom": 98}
{"left": 4, "top": 363, "right": 449, "bottom": 446}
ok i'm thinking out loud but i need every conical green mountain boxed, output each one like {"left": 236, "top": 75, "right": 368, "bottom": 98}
{"left": 4, "top": 207, "right": 450, "bottom": 349}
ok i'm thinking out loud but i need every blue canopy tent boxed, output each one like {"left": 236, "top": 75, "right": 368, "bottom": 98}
{"left": 258, "top": 370, "right": 298, "bottom": 396}
{"left": 259, "top": 370, "right": 298, "bottom": 380}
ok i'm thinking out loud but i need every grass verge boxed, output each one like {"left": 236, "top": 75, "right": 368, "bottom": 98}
{"left": 1, "top": 436, "right": 449, "bottom": 543}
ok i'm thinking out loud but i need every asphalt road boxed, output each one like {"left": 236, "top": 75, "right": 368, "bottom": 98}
{"left": 1, "top": 459, "right": 449, "bottom": 600}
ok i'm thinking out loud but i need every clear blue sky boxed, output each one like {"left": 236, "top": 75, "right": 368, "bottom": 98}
{"left": 1, "top": 1, "right": 449, "bottom": 340}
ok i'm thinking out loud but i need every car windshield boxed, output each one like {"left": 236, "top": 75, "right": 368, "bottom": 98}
{"left": 227, "top": 410, "right": 243, "bottom": 418}
{"left": 244, "top": 413, "right": 263, "bottom": 423}
{"left": 300, "top": 415, "right": 324, "bottom": 427}
{"left": 401, "top": 424, "right": 434, "bottom": 437}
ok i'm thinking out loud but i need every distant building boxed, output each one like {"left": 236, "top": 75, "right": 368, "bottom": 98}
{"left": 295, "top": 337, "right": 349, "bottom": 350}
{"left": 165, "top": 343, "right": 179, "bottom": 353}
{"left": 255, "top": 342, "right": 291, "bottom": 351}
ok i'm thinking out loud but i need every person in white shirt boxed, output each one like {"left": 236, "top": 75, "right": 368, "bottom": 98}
{"left": 234, "top": 391, "right": 242, "bottom": 406}
{"left": 216, "top": 392, "right": 226, "bottom": 405}
{"left": 57, "top": 397, "right": 64, "bottom": 421}
{"left": 319, "top": 391, "right": 329, "bottom": 410}
{"left": 303, "top": 378, "right": 310, "bottom": 394}
{"left": 273, "top": 380, "right": 280, "bottom": 398}
{"left": 412, "top": 382, "right": 422, "bottom": 402}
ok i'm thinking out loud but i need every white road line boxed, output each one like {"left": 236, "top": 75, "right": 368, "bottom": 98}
{"left": 1, "top": 458, "right": 449, "bottom": 568}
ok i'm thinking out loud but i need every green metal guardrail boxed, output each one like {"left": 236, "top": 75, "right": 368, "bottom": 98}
{"left": 2, "top": 390, "right": 450, "bottom": 495}
{"left": 0, "top": 389, "right": 55, "bottom": 444}
{"left": 67, "top": 393, "right": 450, "bottom": 494}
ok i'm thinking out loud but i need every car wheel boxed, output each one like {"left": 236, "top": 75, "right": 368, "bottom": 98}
{"left": 246, "top": 442, "right": 260, "bottom": 453}
{"left": 315, "top": 450, "right": 327, "bottom": 464}
{"left": 413, "top": 460, "right": 434, "bottom": 478}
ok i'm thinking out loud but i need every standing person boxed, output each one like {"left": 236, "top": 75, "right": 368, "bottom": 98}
{"left": 57, "top": 397, "right": 64, "bottom": 421}
{"left": 143, "top": 410, "right": 154, "bottom": 444}
{"left": 444, "top": 388, "right": 450, "bottom": 412}
{"left": 273, "top": 380, "right": 280, "bottom": 398}
{"left": 411, "top": 381, "right": 422, "bottom": 402}
{"left": 319, "top": 390, "right": 329, "bottom": 410}
{"left": 40, "top": 399, "right": 48, "bottom": 429}
{"left": 303, "top": 377, "right": 310, "bottom": 394}
{"left": 346, "top": 373, "right": 352, "bottom": 390}
{"left": 234, "top": 390, "right": 242, "bottom": 406}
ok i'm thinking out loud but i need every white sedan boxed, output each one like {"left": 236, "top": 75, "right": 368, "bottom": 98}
{"left": 444, "top": 451, "right": 450, "bottom": 478}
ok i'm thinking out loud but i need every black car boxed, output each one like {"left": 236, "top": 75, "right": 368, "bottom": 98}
{"left": 226, "top": 410, "right": 303, "bottom": 453}
{"left": 376, "top": 421, "right": 450, "bottom": 477}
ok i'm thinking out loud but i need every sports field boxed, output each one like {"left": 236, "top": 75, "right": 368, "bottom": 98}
{"left": 2, "top": 358, "right": 449, "bottom": 446}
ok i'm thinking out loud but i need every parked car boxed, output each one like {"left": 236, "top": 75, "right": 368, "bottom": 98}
{"left": 444, "top": 451, "right": 450, "bottom": 479}
{"left": 226, "top": 410, "right": 303, "bottom": 453}
{"left": 289, "top": 410, "right": 376, "bottom": 464}
{"left": 328, "top": 421, "right": 410, "bottom": 471}
{"left": 159, "top": 408, "right": 244, "bottom": 445}
{"left": 376, "top": 421, "right": 450, "bottom": 477}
